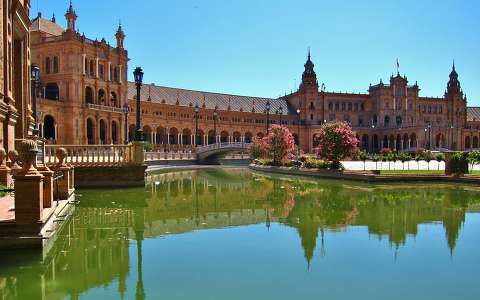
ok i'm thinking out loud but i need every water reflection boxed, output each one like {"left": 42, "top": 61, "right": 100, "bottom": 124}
{"left": 1, "top": 168, "right": 479, "bottom": 299}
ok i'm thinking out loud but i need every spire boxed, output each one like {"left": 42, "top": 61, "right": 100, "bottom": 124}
{"left": 115, "top": 20, "right": 125, "bottom": 49}
{"left": 51, "top": 13, "right": 56, "bottom": 23}
{"left": 65, "top": 1, "right": 77, "bottom": 32}
{"left": 447, "top": 61, "right": 461, "bottom": 95}
{"left": 300, "top": 48, "right": 318, "bottom": 90}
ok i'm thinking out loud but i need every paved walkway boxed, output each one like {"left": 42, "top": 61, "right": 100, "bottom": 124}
{"left": 0, "top": 195, "right": 14, "bottom": 222}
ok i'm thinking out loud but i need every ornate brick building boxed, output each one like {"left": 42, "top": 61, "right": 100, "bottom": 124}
{"left": 31, "top": 3, "right": 128, "bottom": 145}
{"left": 34, "top": 3, "right": 480, "bottom": 153}
{"left": 1, "top": 0, "right": 33, "bottom": 152}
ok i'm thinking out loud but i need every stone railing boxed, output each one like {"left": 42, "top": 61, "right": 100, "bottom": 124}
{"left": 87, "top": 103, "right": 125, "bottom": 113}
{"left": 144, "top": 150, "right": 197, "bottom": 161}
{"left": 45, "top": 144, "right": 133, "bottom": 166}
{"left": 196, "top": 142, "right": 251, "bottom": 154}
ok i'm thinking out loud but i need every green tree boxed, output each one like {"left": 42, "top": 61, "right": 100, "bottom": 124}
{"left": 399, "top": 153, "right": 411, "bottom": 170}
{"left": 372, "top": 154, "right": 380, "bottom": 170}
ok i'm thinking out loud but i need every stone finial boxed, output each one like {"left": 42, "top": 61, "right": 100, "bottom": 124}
{"left": 8, "top": 150, "right": 20, "bottom": 169}
{"left": 0, "top": 148, "right": 6, "bottom": 167}
{"left": 55, "top": 148, "right": 68, "bottom": 167}
{"left": 16, "top": 139, "right": 39, "bottom": 175}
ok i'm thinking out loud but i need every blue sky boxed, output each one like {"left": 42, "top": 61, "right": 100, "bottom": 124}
{"left": 37, "top": 0, "right": 479, "bottom": 104}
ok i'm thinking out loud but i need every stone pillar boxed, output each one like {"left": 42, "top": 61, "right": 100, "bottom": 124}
{"left": 53, "top": 148, "right": 75, "bottom": 200}
{"left": 13, "top": 140, "right": 44, "bottom": 225}
{"left": 132, "top": 141, "right": 145, "bottom": 165}
{"left": 0, "top": 148, "right": 12, "bottom": 187}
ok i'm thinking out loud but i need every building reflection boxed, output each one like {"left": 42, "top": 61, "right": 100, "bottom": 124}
{"left": 1, "top": 169, "right": 479, "bottom": 299}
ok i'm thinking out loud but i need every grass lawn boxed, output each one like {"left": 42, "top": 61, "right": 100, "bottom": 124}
{"left": 379, "top": 170, "right": 480, "bottom": 175}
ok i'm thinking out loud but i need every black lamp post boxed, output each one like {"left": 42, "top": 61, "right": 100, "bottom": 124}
{"left": 123, "top": 102, "right": 129, "bottom": 144}
{"left": 194, "top": 103, "right": 200, "bottom": 146}
{"left": 213, "top": 109, "right": 218, "bottom": 144}
{"left": 450, "top": 124, "right": 454, "bottom": 150}
{"left": 279, "top": 106, "right": 283, "bottom": 125}
{"left": 133, "top": 67, "right": 144, "bottom": 141}
{"left": 265, "top": 100, "right": 271, "bottom": 133}
{"left": 31, "top": 63, "right": 40, "bottom": 136}
{"left": 428, "top": 123, "right": 432, "bottom": 150}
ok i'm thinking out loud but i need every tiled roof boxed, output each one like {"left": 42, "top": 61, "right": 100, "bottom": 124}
{"left": 127, "top": 82, "right": 291, "bottom": 115}
{"left": 467, "top": 107, "right": 480, "bottom": 122}
{"left": 30, "top": 16, "right": 64, "bottom": 36}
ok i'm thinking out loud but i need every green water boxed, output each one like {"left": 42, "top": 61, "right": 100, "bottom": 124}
{"left": 1, "top": 168, "right": 480, "bottom": 300}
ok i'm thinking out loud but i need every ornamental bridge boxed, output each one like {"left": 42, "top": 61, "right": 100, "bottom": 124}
{"left": 196, "top": 142, "right": 252, "bottom": 164}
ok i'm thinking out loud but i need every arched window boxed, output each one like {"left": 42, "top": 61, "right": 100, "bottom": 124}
{"left": 245, "top": 132, "right": 253, "bottom": 143}
{"left": 90, "top": 60, "right": 95, "bottom": 76}
{"left": 99, "top": 64, "right": 104, "bottom": 79}
{"left": 45, "top": 83, "right": 59, "bottom": 100}
{"left": 328, "top": 102, "right": 333, "bottom": 111}
{"left": 53, "top": 56, "right": 59, "bottom": 73}
{"left": 384, "top": 115, "right": 390, "bottom": 127}
{"left": 87, "top": 118, "right": 95, "bottom": 144}
{"left": 396, "top": 115, "right": 402, "bottom": 127}
{"left": 45, "top": 57, "right": 51, "bottom": 74}
{"left": 99, "top": 119, "right": 107, "bottom": 144}
{"left": 85, "top": 87, "right": 93, "bottom": 104}
{"left": 110, "top": 92, "right": 117, "bottom": 107}
{"left": 111, "top": 121, "right": 118, "bottom": 144}
{"left": 43, "top": 115, "right": 55, "bottom": 140}
{"left": 372, "top": 114, "right": 378, "bottom": 127}
{"left": 98, "top": 89, "right": 106, "bottom": 104}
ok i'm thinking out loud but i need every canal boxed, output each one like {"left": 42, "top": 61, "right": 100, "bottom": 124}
{"left": 1, "top": 168, "right": 480, "bottom": 299}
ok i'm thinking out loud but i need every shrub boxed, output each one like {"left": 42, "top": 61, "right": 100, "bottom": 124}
{"left": 424, "top": 150, "right": 433, "bottom": 170}
{"left": 143, "top": 142, "right": 153, "bottom": 152}
{"left": 399, "top": 153, "right": 411, "bottom": 170}
{"left": 315, "top": 122, "right": 359, "bottom": 169}
{"left": 451, "top": 152, "right": 469, "bottom": 175}
{"left": 253, "top": 125, "right": 295, "bottom": 166}
{"left": 359, "top": 150, "right": 368, "bottom": 170}
{"left": 259, "top": 158, "right": 274, "bottom": 166}
{"left": 467, "top": 151, "right": 480, "bottom": 172}
{"left": 304, "top": 158, "right": 327, "bottom": 169}
{"left": 372, "top": 154, "right": 381, "bottom": 170}
{"left": 436, "top": 153, "right": 445, "bottom": 170}
{"left": 249, "top": 142, "right": 264, "bottom": 159}
{"left": 283, "top": 160, "right": 294, "bottom": 167}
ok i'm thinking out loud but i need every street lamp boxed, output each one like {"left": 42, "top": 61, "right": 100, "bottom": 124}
{"left": 123, "top": 102, "right": 129, "bottom": 144}
{"left": 279, "top": 106, "right": 283, "bottom": 125}
{"left": 31, "top": 63, "right": 40, "bottom": 136}
{"left": 296, "top": 108, "right": 301, "bottom": 162}
{"left": 265, "top": 100, "right": 271, "bottom": 133}
{"left": 428, "top": 123, "right": 432, "bottom": 150}
{"left": 213, "top": 109, "right": 218, "bottom": 144}
{"left": 450, "top": 124, "right": 455, "bottom": 150}
{"left": 194, "top": 103, "right": 200, "bottom": 146}
{"left": 133, "top": 67, "right": 144, "bottom": 141}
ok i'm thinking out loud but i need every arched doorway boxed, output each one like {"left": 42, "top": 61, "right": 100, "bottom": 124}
{"left": 44, "top": 115, "right": 56, "bottom": 141}
{"left": 99, "top": 119, "right": 107, "bottom": 144}
{"left": 403, "top": 134, "right": 409, "bottom": 149}
{"left": 182, "top": 128, "right": 192, "bottom": 145}
{"left": 156, "top": 127, "right": 166, "bottom": 144}
{"left": 410, "top": 133, "right": 417, "bottom": 148}
{"left": 98, "top": 89, "right": 106, "bottom": 104}
{"left": 473, "top": 136, "right": 479, "bottom": 149}
{"left": 220, "top": 131, "right": 229, "bottom": 143}
{"left": 396, "top": 134, "right": 401, "bottom": 150}
{"left": 361, "top": 134, "right": 369, "bottom": 150}
{"left": 383, "top": 135, "right": 388, "bottom": 148}
{"left": 128, "top": 124, "right": 135, "bottom": 142}
{"left": 207, "top": 130, "right": 215, "bottom": 144}
{"left": 233, "top": 131, "right": 241, "bottom": 143}
{"left": 465, "top": 136, "right": 471, "bottom": 149}
{"left": 197, "top": 129, "right": 205, "bottom": 145}
{"left": 373, "top": 134, "right": 379, "bottom": 152}
{"left": 169, "top": 127, "right": 178, "bottom": 144}
{"left": 245, "top": 132, "right": 253, "bottom": 143}
{"left": 87, "top": 118, "right": 95, "bottom": 144}
{"left": 111, "top": 121, "right": 118, "bottom": 144}
{"left": 143, "top": 126, "right": 152, "bottom": 143}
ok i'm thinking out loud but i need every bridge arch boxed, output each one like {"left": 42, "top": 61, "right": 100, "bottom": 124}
{"left": 220, "top": 131, "right": 229, "bottom": 143}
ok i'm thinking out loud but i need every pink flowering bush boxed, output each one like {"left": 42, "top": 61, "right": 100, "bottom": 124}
{"left": 250, "top": 125, "right": 295, "bottom": 166}
{"left": 315, "top": 122, "right": 359, "bottom": 169}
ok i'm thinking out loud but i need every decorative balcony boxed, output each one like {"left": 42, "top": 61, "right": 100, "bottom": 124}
{"left": 87, "top": 103, "right": 125, "bottom": 113}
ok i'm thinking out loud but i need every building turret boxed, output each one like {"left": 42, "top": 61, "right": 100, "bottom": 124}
{"left": 65, "top": 1, "right": 77, "bottom": 32}
{"left": 446, "top": 61, "right": 462, "bottom": 96}
{"left": 299, "top": 49, "right": 318, "bottom": 90}
{"left": 116, "top": 22, "right": 125, "bottom": 49}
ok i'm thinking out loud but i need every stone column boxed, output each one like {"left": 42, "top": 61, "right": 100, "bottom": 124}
{"left": 53, "top": 148, "right": 74, "bottom": 200}
{"left": 13, "top": 140, "right": 44, "bottom": 225}
{"left": 82, "top": 54, "right": 86, "bottom": 75}
{"left": 132, "top": 141, "right": 145, "bottom": 165}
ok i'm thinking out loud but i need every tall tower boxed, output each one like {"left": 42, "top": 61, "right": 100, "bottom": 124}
{"left": 299, "top": 49, "right": 318, "bottom": 90}
{"left": 116, "top": 22, "right": 125, "bottom": 49}
{"left": 445, "top": 62, "right": 467, "bottom": 149}
{"left": 65, "top": 1, "right": 77, "bottom": 32}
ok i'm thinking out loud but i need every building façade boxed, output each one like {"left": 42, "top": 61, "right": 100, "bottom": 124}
{"left": 34, "top": 3, "right": 480, "bottom": 153}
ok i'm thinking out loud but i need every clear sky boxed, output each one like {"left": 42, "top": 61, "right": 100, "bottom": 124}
{"left": 36, "top": 0, "right": 479, "bottom": 104}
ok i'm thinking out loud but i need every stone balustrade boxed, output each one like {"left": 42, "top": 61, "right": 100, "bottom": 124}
{"left": 45, "top": 144, "right": 133, "bottom": 166}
